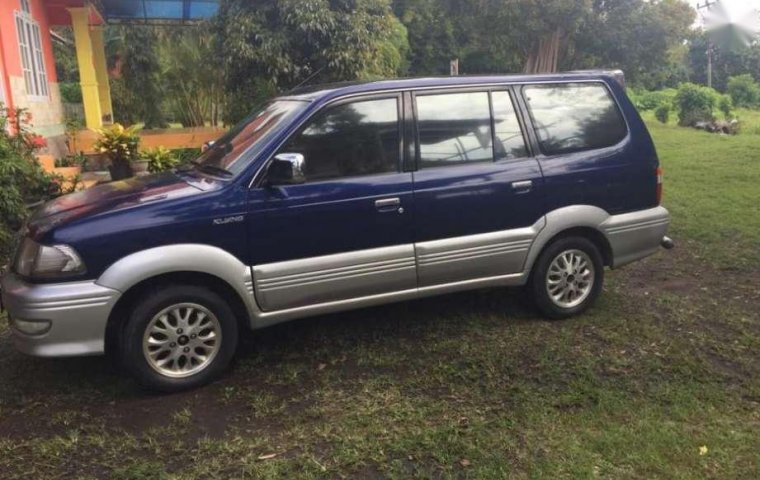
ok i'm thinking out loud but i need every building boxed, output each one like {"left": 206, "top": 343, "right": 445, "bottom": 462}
{"left": 0, "top": 0, "right": 65, "bottom": 137}
{"left": 1, "top": 0, "right": 219, "bottom": 141}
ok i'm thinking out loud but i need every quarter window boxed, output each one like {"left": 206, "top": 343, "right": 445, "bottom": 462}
{"left": 524, "top": 83, "right": 627, "bottom": 155}
{"left": 279, "top": 98, "right": 400, "bottom": 182}
{"left": 15, "top": 2, "right": 49, "bottom": 98}
{"left": 417, "top": 92, "right": 493, "bottom": 168}
{"left": 491, "top": 91, "right": 528, "bottom": 160}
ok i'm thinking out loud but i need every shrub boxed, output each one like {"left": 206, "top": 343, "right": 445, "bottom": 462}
{"left": 630, "top": 88, "right": 677, "bottom": 111}
{"left": 59, "top": 82, "right": 83, "bottom": 103}
{"left": 718, "top": 94, "right": 733, "bottom": 119}
{"left": 141, "top": 147, "right": 180, "bottom": 173}
{"left": 0, "top": 107, "right": 56, "bottom": 262}
{"left": 726, "top": 74, "right": 760, "bottom": 108}
{"left": 655, "top": 104, "right": 670, "bottom": 124}
{"left": 675, "top": 83, "right": 718, "bottom": 126}
{"left": 94, "top": 123, "right": 140, "bottom": 180}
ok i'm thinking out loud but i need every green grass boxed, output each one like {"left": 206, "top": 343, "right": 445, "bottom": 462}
{"left": 0, "top": 119, "right": 758, "bottom": 479}
{"left": 642, "top": 110, "right": 760, "bottom": 268}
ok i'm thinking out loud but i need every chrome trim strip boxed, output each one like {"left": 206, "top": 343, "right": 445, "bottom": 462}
{"left": 416, "top": 225, "right": 540, "bottom": 287}
{"left": 253, "top": 245, "right": 417, "bottom": 311}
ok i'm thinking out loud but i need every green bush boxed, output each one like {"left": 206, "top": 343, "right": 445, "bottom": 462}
{"left": 718, "top": 94, "right": 733, "bottom": 119}
{"left": 726, "top": 74, "right": 760, "bottom": 108}
{"left": 0, "top": 107, "right": 56, "bottom": 262}
{"left": 630, "top": 88, "right": 677, "bottom": 111}
{"left": 675, "top": 83, "right": 718, "bottom": 126}
{"left": 59, "top": 82, "right": 83, "bottom": 103}
{"left": 655, "top": 104, "right": 670, "bottom": 124}
{"left": 141, "top": 147, "right": 180, "bottom": 173}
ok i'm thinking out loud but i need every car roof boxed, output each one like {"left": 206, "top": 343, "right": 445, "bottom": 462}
{"left": 281, "top": 71, "right": 624, "bottom": 102}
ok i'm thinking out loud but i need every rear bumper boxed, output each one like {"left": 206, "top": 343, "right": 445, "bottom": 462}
{"left": 602, "top": 206, "right": 670, "bottom": 268}
{"left": 0, "top": 273, "right": 120, "bottom": 357}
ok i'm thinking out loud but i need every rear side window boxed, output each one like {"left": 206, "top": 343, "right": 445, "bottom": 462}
{"left": 416, "top": 92, "right": 493, "bottom": 168}
{"left": 523, "top": 83, "right": 627, "bottom": 155}
{"left": 279, "top": 97, "right": 400, "bottom": 182}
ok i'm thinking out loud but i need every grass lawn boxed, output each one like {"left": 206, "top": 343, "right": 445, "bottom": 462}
{"left": 0, "top": 117, "right": 758, "bottom": 479}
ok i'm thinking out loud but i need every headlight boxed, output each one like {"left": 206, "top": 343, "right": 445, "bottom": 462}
{"left": 14, "top": 238, "right": 86, "bottom": 278}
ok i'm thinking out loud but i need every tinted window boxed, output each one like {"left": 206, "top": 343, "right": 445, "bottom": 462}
{"left": 280, "top": 98, "right": 400, "bottom": 182}
{"left": 524, "top": 83, "right": 627, "bottom": 155}
{"left": 492, "top": 91, "right": 528, "bottom": 160}
{"left": 417, "top": 92, "right": 493, "bottom": 168}
{"left": 194, "top": 100, "right": 307, "bottom": 175}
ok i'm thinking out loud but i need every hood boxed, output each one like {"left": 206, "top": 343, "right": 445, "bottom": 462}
{"left": 28, "top": 172, "right": 222, "bottom": 238}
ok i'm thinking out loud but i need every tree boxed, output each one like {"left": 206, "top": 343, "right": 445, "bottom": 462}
{"left": 108, "top": 26, "right": 168, "bottom": 129}
{"left": 214, "top": 0, "right": 409, "bottom": 124}
{"left": 727, "top": 74, "right": 760, "bottom": 108}
{"left": 688, "top": 32, "right": 760, "bottom": 92}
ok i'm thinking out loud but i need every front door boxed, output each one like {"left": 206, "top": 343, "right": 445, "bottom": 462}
{"left": 411, "top": 89, "right": 545, "bottom": 286}
{"left": 247, "top": 94, "right": 416, "bottom": 311}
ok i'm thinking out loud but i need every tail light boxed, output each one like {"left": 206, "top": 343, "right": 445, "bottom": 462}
{"left": 656, "top": 167, "right": 663, "bottom": 205}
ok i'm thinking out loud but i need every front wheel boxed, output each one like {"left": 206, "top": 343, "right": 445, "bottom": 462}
{"left": 530, "top": 237, "right": 604, "bottom": 319}
{"left": 120, "top": 285, "right": 239, "bottom": 392}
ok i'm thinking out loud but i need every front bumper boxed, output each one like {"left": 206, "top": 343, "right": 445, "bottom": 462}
{"left": 1, "top": 273, "right": 120, "bottom": 357}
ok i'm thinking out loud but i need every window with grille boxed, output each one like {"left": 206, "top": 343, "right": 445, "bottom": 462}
{"left": 15, "top": 1, "right": 49, "bottom": 98}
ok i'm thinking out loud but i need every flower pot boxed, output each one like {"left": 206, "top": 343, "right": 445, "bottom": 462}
{"left": 132, "top": 159, "right": 151, "bottom": 175}
{"left": 108, "top": 161, "right": 134, "bottom": 181}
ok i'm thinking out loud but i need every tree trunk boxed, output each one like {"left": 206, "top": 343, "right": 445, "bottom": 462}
{"left": 524, "top": 28, "right": 564, "bottom": 74}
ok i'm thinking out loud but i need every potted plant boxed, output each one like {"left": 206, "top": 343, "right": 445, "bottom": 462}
{"left": 141, "top": 146, "right": 180, "bottom": 174}
{"left": 94, "top": 123, "right": 140, "bottom": 181}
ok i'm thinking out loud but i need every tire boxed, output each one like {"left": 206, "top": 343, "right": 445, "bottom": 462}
{"left": 530, "top": 236, "right": 604, "bottom": 320}
{"left": 120, "top": 284, "right": 239, "bottom": 392}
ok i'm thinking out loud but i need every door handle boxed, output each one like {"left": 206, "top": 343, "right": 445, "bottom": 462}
{"left": 375, "top": 197, "right": 402, "bottom": 213}
{"left": 511, "top": 180, "right": 533, "bottom": 192}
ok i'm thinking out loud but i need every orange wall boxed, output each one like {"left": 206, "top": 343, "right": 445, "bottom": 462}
{"left": 0, "top": 0, "right": 59, "bottom": 83}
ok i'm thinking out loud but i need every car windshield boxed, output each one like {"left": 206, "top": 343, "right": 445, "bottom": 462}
{"left": 189, "top": 99, "right": 309, "bottom": 177}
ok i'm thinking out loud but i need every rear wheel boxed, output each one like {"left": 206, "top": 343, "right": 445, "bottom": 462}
{"left": 530, "top": 237, "right": 604, "bottom": 319}
{"left": 120, "top": 285, "right": 238, "bottom": 392}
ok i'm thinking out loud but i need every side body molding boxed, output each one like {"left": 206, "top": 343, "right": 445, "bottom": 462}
{"left": 96, "top": 244, "right": 259, "bottom": 324}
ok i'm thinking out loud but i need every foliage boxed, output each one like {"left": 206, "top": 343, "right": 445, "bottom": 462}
{"left": 674, "top": 83, "right": 718, "bottom": 126}
{"left": 59, "top": 82, "right": 83, "bottom": 104}
{"left": 94, "top": 123, "right": 140, "bottom": 180}
{"left": 173, "top": 148, "right": 202, "bottom": 165}
{"left": 726, "top": 74, "right": 760, "bottom": 108}
{"left": 687, "top": 33, "right": 760, "bottom": 92}
{"left": 717, "top": 94, "right": 733, "bottom": 120}
{"left": 141, "top": 147, "right": 180, "bottom": 173}
{"left": 655, "top": 103, "right": 671, "bottom": 124}
{"left": 109, "top": 27, "right": 167, "bottom": 129}
{"left": 214, "top": 0, "right": 409, "bottom": 124}
{"left": 629, "top": 88, "right": 678, "bottom": 111}
{"left": 156, "top": 24, "right": 224, "bottom": 127}
{"left": 52, "top": 28, "right": 79, "bottom": 83}
{"left": 0, "top": 107, "right": 56, "bottom": 261}
{"left": 54, "top": 152, "right": 87, "bottom": 168}
{"left": 392, "top": 0, "right": 694, "bottom": 87}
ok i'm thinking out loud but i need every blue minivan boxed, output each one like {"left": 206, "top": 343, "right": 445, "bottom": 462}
{"left": 2, "top": 72, "right": 671, "bottom": 391}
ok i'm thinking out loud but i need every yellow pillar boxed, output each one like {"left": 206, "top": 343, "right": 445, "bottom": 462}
{"left": 68, "top": 7, "right": 102, "bottom": 129}
{"left": 89, "top": 26, "right": 113, "bottom": 124}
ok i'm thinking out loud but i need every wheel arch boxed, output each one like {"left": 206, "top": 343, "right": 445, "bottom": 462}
{"left": 524, "top": 206, "right": 613, "bottom": 275}
{"left": 97, "top": 245, "right": 258, "bottom": 356}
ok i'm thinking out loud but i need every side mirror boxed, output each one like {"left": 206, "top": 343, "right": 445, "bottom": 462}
{"left": 267, "top": 153, "right": 306, "bottom": 186}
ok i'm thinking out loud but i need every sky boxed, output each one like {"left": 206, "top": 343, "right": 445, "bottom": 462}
{"left": 692, "top": 0, "right": 760, "bottom": 28}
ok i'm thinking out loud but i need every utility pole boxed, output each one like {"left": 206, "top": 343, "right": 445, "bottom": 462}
{"left": 697, "top": 0, "right": 718, "bottom": 88}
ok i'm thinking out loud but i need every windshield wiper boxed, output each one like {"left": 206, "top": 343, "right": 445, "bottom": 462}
{"left": 188, "top": 160, "right": 234, "bottom": 178}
